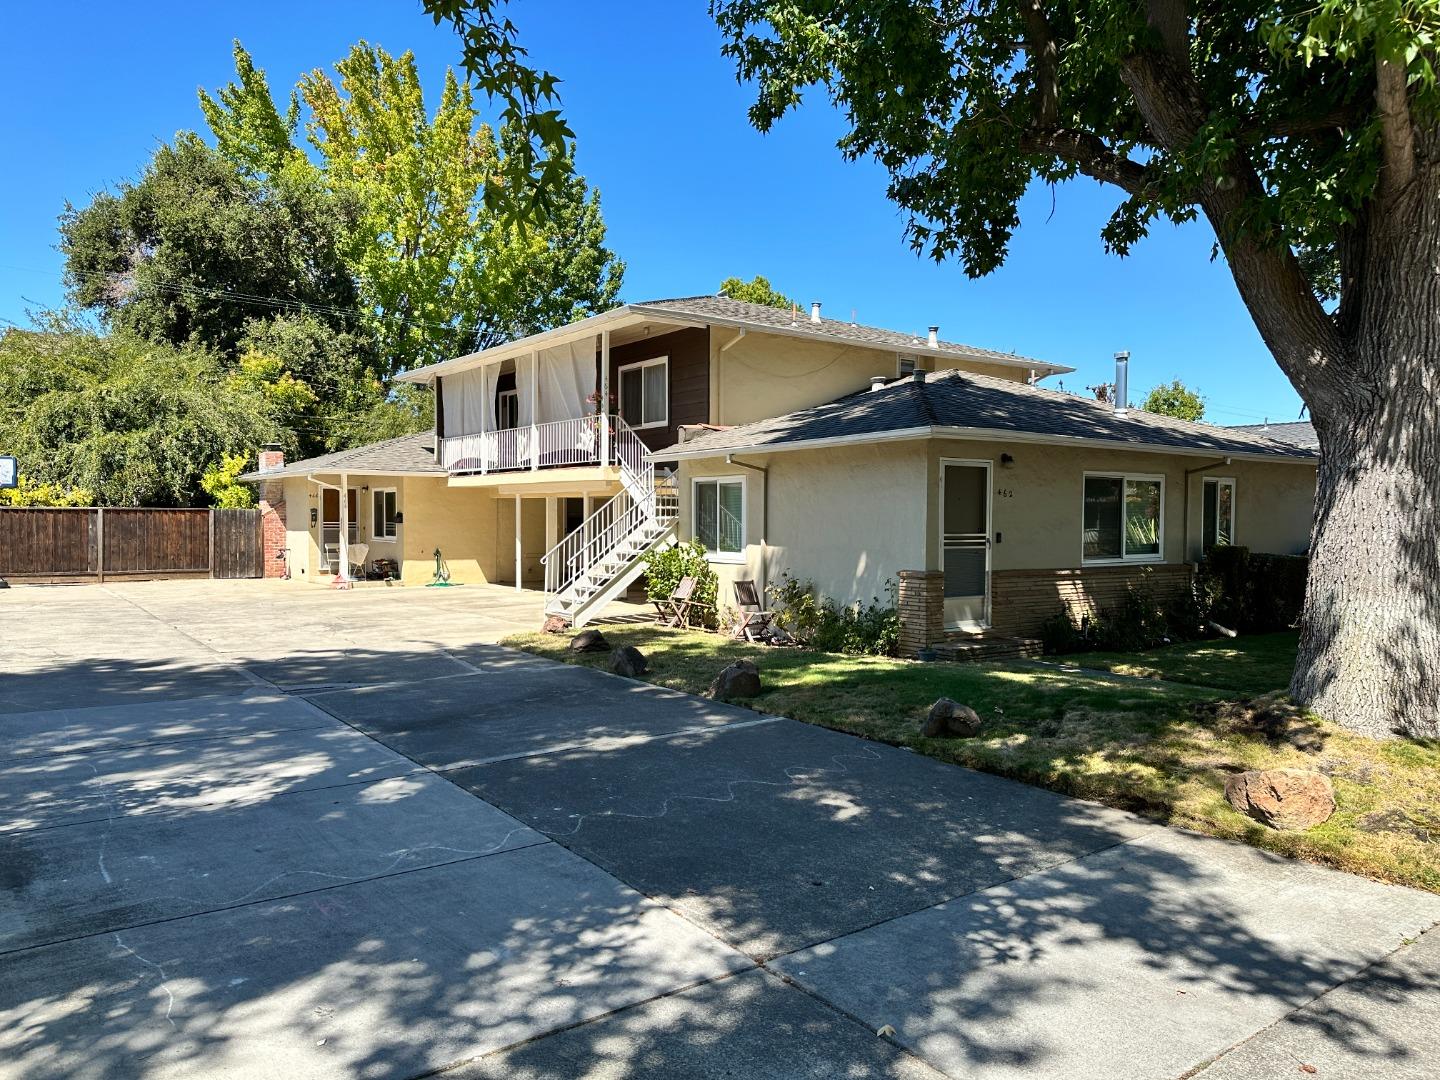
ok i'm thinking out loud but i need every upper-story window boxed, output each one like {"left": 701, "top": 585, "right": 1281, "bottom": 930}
{"left": 1083, "top": 472, "right": 1164, "bottom": 562}
{"left": 497, "top": 389, "right": 519, "bottom": 430}
{"left": 897, "top": 355, "right": 917, "bottom": 377}
{"left": 619, "top": 356, "right": 668, "bottom": 429}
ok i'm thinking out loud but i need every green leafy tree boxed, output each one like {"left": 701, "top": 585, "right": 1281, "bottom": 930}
{"left": 1142, "top": 380, "right": 1206, "bottom": 422}
{"left": 198, "top": 40, "right": 303, "bottom": 178}
{"left": 295, "top": 41, "right": 622, "bottom": 374}
{"left": 0, "top": 326, "right": 280, "bottom": 507}
{"left": 200, "top": 454, "right": 257, "bottom": 508}
{"left": 719, "top": 274, "right": 796, "bottom": 309}
{"left": 713, "top": 0, "right": 1440, "bottom": 738}
{"left": 60, "top": 135, "right": 361, "bottom": 358}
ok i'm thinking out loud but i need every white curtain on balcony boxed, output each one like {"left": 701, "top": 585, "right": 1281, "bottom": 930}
{"left": 535, "top": 339, "right": 596, "bottom": 423}
{"left": 441, "top": 360, "right": 500, "bottom": 437}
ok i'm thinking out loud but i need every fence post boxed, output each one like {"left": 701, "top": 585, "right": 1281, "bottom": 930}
{"left": 209, "top": 507, "right": 216, "bottom": 579}
{"left": 96, "top": 507, "right": 105, "bottom": 584}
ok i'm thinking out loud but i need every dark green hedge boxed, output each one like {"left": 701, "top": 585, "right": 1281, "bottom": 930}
{"left": 1198, "top": 547, "right": 1307, "bottom": 632}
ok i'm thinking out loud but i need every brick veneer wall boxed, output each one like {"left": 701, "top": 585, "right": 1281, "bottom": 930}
{"left": 256, "top": 448, "right": 288, "bottom": 579}
{"left": 989, "top": 564, "right": 1193, "bottom": 637}
{"left": 897, "top": 570, "right": 945, "bottom": 657}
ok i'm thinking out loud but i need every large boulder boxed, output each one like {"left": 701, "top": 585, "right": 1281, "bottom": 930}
{"left": 569, "top": 629, "right": 610, "bottom": 653}
{"left": 709, "top": 659, "right": 762, "bottom": 701}
{"left": 921, "top": 698, "right": 984, "bottom": 738}
{"left": 1224, "top": 768, "right": 1336, "bottom": 831}
{"left": 610, "top": 645, "right": 648, "bottom": 678}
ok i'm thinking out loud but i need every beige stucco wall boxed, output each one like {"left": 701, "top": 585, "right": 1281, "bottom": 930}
{"left": 678, "top": 438, "right": 1316, "bottom": 611}
{"left": 400, "top": 477, "right": 499, "bottom": 585}
{"left": 281, "top": 476, "right": 315, "bottom": 580}
{"left": 680, "top": 442, "right": 930, "bottom": 615}
{"left": 709, "top": 330, "right": 1035, "bottom": 428}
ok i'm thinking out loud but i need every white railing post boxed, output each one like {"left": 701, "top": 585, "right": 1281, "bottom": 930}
{"left": 529, "top": 350, "right": 540, "bottom": 472}
{"left": 599, "top": 330, "right": 610, "bottom": 469}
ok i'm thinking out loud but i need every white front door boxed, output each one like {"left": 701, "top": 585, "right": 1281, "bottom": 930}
{"left": 940, "top": 459, "right": 992, "bottom": 630}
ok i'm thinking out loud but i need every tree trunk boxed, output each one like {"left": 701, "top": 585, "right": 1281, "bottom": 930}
{"left": 1290, "top": 172, "right": 1440, "bottom": 739}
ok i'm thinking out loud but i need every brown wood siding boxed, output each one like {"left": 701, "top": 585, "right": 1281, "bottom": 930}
{"left": 989, "top": 565, "right": 1193, "bottom": 637}
{"left": 609, "top": 327, "right": 709, "bottom": 456}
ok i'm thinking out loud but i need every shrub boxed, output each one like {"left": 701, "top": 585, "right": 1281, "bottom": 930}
{"left": 642, "top": 540, "right": 719, "bottom": 627}
{"left": 1197, "top": 547, "right": 1307, "bottom": 632}
{"left": 769, "top": 574, "right": 899, "bottom": 657}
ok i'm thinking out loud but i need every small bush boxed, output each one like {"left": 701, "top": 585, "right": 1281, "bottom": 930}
{"left": 769, "top": 574, "right": 899, "bottom": 657}
{"left": 643, "top": 540, "right": 719, "bottom": 627}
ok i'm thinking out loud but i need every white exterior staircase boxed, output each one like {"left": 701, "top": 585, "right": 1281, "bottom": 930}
{"left": 541, "top": 418, "right": 679, "bottom": 627}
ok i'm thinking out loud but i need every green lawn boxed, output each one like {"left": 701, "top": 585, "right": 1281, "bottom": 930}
{"left": 504, "top": 625, "right": 1440, "bottom": 894}
{"left": 1071, "top": 631, "right": 1302, "bottom": 695}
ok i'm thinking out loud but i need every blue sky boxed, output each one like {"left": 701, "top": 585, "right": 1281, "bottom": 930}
{"left": 0, "top": 0, "right": 1306, "bottom": 426}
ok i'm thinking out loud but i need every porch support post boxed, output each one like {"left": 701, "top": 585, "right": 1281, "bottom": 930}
{"left": 338, "top": 472, "right": 351, "bottom": 581}
{"left": 599, "top": 330, "right": 610, "bottom": 468}
{"left": 514, "top": 494, "right": 523, "bottom": 592}
{"left": 529, "top": 350, "right": 539, "bottom": 472}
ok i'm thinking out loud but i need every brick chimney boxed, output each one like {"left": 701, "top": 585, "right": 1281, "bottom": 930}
{"left": 255, "top": 444, "right": 289, "bottom": 578}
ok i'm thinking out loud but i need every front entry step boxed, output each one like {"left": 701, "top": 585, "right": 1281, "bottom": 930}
{"left": 930, "top": 633, "right": 1043, "bottom": 663}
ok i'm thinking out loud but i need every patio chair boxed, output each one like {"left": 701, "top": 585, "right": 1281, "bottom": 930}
{"left": 347, "top": 543, "right": 370, "bottom": 581}
{"left": 732, "top": 579, "right": 775, "bottom": 641}
{"left": 660, "top": 575, "right": 711, "bottom": 629}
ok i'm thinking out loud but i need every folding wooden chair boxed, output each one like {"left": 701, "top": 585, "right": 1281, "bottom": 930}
{"left": 664, "top": 576, "right": 704, "bottom": 629}
{"left": 732, "top": 579, "right": 775, "bottom": 641}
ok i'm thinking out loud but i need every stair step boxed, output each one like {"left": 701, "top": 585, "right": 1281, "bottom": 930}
{"left": 929, "top": 634, "right": 1044, "bottom": 663}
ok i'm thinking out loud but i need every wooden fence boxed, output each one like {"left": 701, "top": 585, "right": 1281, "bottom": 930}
{"left": 0, "top": 507, "right": 263, "bottom": 581}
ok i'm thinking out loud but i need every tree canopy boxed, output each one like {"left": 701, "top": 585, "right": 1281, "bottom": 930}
{"left": 1142, "top": 379, "right": 1206, "bottom": 421}
{"left": 0, "top": 325, "right": 281, "bottom": 507}
{"left": 719, "top": 274, "right": 796, "bottom": 309}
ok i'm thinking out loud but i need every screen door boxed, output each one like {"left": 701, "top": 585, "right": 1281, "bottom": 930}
{"left": 941, "top": 460, "right": 991, "bottom": 630}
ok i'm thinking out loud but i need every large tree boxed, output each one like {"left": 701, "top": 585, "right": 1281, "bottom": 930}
{"left": 719, "top": 274, "right": 798, "bottom": 308}
{"left": 59, "top": 134, "right": 360, "bottom": 357}
{"left": 0, "top": 324, "right": 281, "bottom": 507}
{"left": 712, "top": 1, "right": 1440, "bottom": 739}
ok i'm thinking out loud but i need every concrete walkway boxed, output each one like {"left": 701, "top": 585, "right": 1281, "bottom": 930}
{"left": 2, "top": 580, "right": 1437, "bottom": 1079}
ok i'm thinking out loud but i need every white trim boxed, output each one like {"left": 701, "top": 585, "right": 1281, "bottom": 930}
{"left": 618, "top": 355, "right": 670, "bottom": 431}
{"left": 1202, "top": 475, "right": 1237, "bottom": 553}
{"left": 659, "top": 424, "right": 1319, "bottom": 466}
{"left": 691, "top": 474, "right": 746, "bottom": 561}
{"left": 1081, "top": 470, "right": 1167, "bottom": 565}
{"left": 939, "top": 458, "right": 993, "bottom": 631}
{"left": 370, "top": 487, "right": 398, "bottom": 542}
{"left": 497, "top": 388, "right": 519, "bottom": 430}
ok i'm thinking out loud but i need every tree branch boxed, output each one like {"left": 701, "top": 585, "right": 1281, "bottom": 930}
{"left": 1017, "top": 0, "right": 1059, "bottom": 128}
{"left": 1018, "top": 129, "right": 1148, "bottom": 195}
{"left": 1145, "top": 0, "right": 1189, "bottom": 66}
{"left": 1376, "top": 56, "right": 1417, "bottom": 196}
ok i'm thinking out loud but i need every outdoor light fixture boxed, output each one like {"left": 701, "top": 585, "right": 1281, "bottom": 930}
{"left": 1000, "top": 453, "right": 1015, "bottom": 467}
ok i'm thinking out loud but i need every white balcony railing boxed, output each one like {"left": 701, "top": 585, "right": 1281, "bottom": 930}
{"left": 441, "top": 416, "right": 610, "bottom": 475}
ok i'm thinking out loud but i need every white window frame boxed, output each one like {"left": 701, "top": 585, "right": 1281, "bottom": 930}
{"left": 497, "top": 388, "right": 519, "bottom": 430}
{"left": 371, "top": 487, "right": 398, "bottom": 542}
{"left": 691, "top": 474, "right": 746, "bottom": 563}
{"left": 1080, "top": 471, "right": 1166, "bottom": 565}
{"left": 618, "top": 356, "right": 669, "bottom": 430}
{"left": 1202, "top": 476, "right": 1237, "bottom": 553}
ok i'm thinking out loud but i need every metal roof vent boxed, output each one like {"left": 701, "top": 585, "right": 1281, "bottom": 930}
{"left": 1114, "top": 351, "right": 1130, "bottom": 415}
{"left": 810, "top": 301, "right": 822, "bottom": 324}
{"left": 870, "top": 376, "right": 888, "bottom": 392}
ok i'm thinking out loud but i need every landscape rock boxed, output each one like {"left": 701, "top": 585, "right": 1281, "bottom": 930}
{"left": 609, "top": 645, "right": 648, "bottom": 678}
{"left": 921, "top": 698, "right": 984, "bottom": 738}
{"left": 709, "top": 659, "right": 762, "bottom": 700}
{"left": 569, "top": 629, "right": 610, "bottom": 653}
{"left": 1224, "top": 768, "right": 1336, "bottom": 831}
{"left": 541, "top": 615, "right": 569, "bottom": 634}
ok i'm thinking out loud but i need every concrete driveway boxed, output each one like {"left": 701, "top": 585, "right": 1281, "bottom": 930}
{"left": 2, "top": 580, "right": 1438, "bottom": 1079}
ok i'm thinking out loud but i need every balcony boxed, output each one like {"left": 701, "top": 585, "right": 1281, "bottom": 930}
{"left": 441, "top": 415, "right": 620, "bottom": 476}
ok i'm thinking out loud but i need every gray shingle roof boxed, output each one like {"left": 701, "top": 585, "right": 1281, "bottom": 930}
{"left": 1227, "top": 420, "right": 1318, "bottom": 450}
{"left": 629, "top": 294, "right": 1070, "bottom": 374}
{"left": 655, "top": 368, "right": 1318, "bottom": 462}
{"left": 240, "top": 432, "right": 446, "bottom": 480}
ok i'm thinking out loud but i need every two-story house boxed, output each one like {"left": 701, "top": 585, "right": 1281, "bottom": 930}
{"left": 247, "top": 294, "right": 1317, "bottom": 654}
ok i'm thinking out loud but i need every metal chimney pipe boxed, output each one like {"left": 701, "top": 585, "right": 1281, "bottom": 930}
{"left": 810, "top": 301, "right": 822, "bottom": 323}
{"left": 1114, "top": 351, "right": 1130, "bottom": 414}
{"left": 927, "top": 325, "right": 939, "bottom": 348}
{"left": 869, "top": 376, "right": 888, "bottom": 392}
